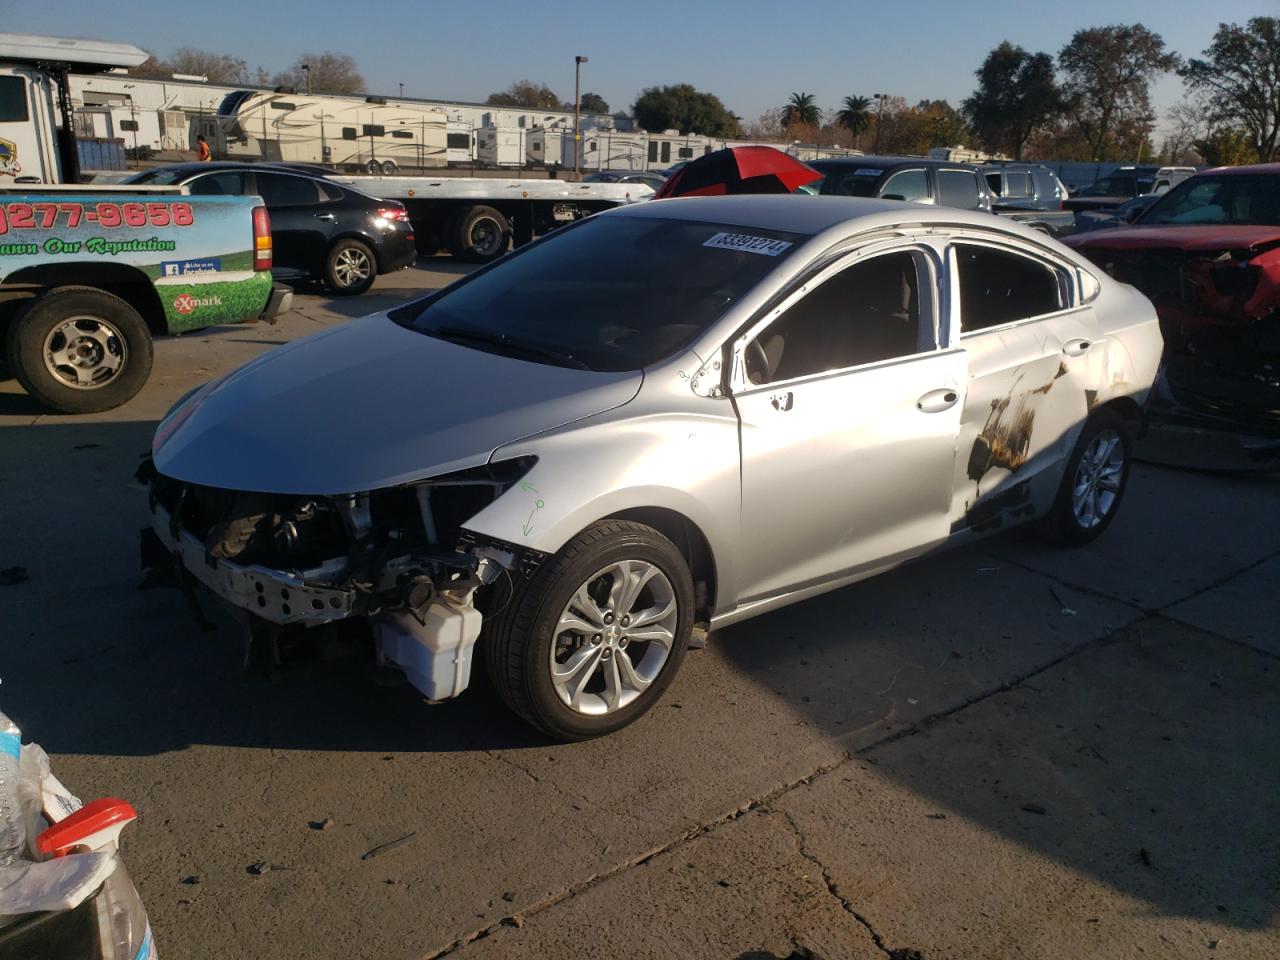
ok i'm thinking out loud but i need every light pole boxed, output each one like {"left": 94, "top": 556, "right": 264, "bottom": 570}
{"left": 399, "top": 82, "right": 404, "bottom": 98}
{"left": 872, "top": 93, "right": 888, "bottom": 154}
{"left": 574, "top": 55, "right": 588, "bottom": 175}
{"left": 301, "top": 64, "right": 312, "bottom": 95}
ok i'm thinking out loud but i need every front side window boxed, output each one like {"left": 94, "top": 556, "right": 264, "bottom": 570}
{"left": 955, "top": 244, "right": 1066, "bottom": 332}
{"left": 817, "top": 166, "right": 882, "bottom": 198}
{"left": 0, "top": 76, "right": 28, "bottom": 123}
{"left": 937, "top": 170, "right": 980, "bottom": 209}
{"left": 396, "top": 216, "right": 804, "bottom": 372}
{"left": 880, "top": 169, "right": 929, "bottom": 202}
{"left": 746, "top": 251, "right": 928, "bottom": 385}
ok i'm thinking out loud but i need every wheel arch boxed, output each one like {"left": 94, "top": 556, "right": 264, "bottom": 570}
{"left": 4, "top": 263, "right": 168, "bottom": 335}
{"left": 604, "top": 506, "right": 718, "bottom": 624}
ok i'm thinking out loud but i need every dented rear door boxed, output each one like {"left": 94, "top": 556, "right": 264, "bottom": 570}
{"left": 947, "top": 239, "right": 1097, "bottom": 533}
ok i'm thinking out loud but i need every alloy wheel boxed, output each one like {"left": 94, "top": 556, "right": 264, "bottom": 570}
{"left": 333, "top": 247, "right": 372, "bottom": 288}
{"left": 1072, "top": 428, "right": 1125, "bottom": 529}
{"left": 42, "top": 316, "right": 127, "bottom": 389}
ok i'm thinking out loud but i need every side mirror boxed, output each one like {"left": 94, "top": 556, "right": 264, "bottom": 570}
{"left": 1124, "top": 205, "right": 1144, "bottom": 223}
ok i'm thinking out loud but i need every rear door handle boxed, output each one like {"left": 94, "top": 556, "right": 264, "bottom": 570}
{"left": 771, "top": 391, "right": 793, "bottom": 412}
{"left": 1063, "top": 338, "right": 1092, "bottom": 357}
{"left": 314, "top": 213, "right": 337, "bottom": 222}
{"left": 916, "top": 388, "right": 959, "bottom": 413}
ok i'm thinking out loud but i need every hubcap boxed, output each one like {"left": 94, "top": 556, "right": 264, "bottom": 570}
{"left": 1072, "top": 429, "right": 1125, "bottom": 529}
{"left": 42, "top": 316, "right": 126, "bottom": 390}
{"left": 550, "top": 560, "right": 679, "bottom": 716}
{"left": 470, "top": 217, "right": 504, "bottom": 256}
{"left": 333, "top": 248, "right": 371, "bottom": 287}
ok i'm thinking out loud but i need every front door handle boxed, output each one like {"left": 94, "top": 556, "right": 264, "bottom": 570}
{"left": 771, "top": 391, "right": 793, "bottom": 412}
{"left": 314, "top": 213, "right": 337, "bottom": 222}
{"left": 917, "top": 388, "right": 959, "bottom": 413}
{"left": 1063, "top": 338, "right": 1092, "bottom": 357}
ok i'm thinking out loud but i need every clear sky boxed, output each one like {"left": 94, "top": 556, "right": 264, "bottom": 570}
{"left": 6, "top": 0, "right": 1272, "bottom": 130}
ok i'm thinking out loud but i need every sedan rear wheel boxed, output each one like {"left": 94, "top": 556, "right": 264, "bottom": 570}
{"left": 484, "top": 520, "right": 692, "bottom": 740}
{"left": 1041, "top": 408, "right": 1131, "bottom": 546}
{"left": 324, "top": 239, "right": 376, "bottom": 296}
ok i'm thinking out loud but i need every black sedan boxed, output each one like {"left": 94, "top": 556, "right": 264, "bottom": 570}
{"left": 125, "top": 163, "right": 416, "bottom": 295}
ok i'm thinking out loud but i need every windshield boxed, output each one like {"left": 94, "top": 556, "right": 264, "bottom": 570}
{"left": 815, "top": 166, "right": 882, "bottom": 198}
{"left": 1081, "top": 176, "right": 1138, "bottom": 197}
{"left": 395, "top": 215, "right": 805, "bottom": 372}
{"left": 1138, "top": 174, "right": 1280, "bottom": 227}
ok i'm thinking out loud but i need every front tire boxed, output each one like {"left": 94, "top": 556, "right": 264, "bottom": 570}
{"left": 5, "top": 286, "right": 153, "bottom": 414}
{"left": 324, "top": 239, "right": 377, "bottom": 295}
{"left": 1041, "top": 409, "right": 1131, "bottom": 546}
{"left": 484, "top": 520, "right": 693, "bottom": 740}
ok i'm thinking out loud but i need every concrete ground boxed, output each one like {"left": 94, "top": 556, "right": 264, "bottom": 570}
{"left": 1, "top": 260, "right": 1277, "bottom": 959}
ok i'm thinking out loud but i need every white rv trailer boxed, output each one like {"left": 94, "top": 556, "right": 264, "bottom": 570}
{"left": 217, "top": 90, "right": 448, "bottom": 174}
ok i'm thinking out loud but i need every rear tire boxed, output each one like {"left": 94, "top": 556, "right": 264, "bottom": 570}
{"left": 450, "top": 205, "right": 510, "bottom": 264}
{"left": 323, "top": 239, "right": 377, "bottom": 295}
{"left": 5, "top": 286, "right": 152, "bottom": 414}
{"left": 379, "top": 159, "right": 398, "bottom": 176}
{"left": 483, "top": 520, "right": 693, "bottom": 740}
{"left": 1040, "top": 408, "right": 1131, "bottom": 546}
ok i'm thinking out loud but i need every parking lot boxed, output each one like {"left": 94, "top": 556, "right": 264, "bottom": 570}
{"left": 2, "top": 259, "right": 1278, "bottom": 959}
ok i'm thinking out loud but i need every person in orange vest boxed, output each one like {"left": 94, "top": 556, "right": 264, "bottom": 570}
{"left": 196, "top": 135, "right": 211, "bottom": 162}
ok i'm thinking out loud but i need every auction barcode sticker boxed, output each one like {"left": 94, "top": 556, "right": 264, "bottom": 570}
{"left": 703, "top": 232, "right": 793, "bottom": 257}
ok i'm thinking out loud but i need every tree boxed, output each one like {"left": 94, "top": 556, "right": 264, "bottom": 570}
{"left": 577, "top": 92, "right": 609, "bottom": 114}
{"left": 1058, "top": 24, "right": 1179, "bottom": 161}
{"left": 1181, "top": 17, "right": 1280, "bottom": 162}
{"left": 486, "top": 80, "right": 561, "bottom": 109}
{"left": 782, "top": 92, "right": 821, "bottom": 128}
{"left": 632, "top": 84, "right": 739, "bottom": 137}
{"left": 1194, "top": 127, "right": 1260, "bottom": 167}
{"left": 962, "top": 42, "right": 1061, "bottom": 159}
{"left": 836, "top": 95, "right": 872, "bottom": 149}
{"left": 131, "top": 48, "right": 250, "bottom": 85}
{"left": 273, "top": 52, "right": 364, "bottom": 95}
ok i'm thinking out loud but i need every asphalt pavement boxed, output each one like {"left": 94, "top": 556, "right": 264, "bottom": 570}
{"left": 1, "top": 259, "right": 1277, "bottom": 960}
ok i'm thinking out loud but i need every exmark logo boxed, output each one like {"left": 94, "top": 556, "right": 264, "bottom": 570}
{"left": 173, "top": 293, "right": 222, "bottom": 315}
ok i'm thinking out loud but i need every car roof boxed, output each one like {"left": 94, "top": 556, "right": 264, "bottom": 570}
{"left": 1198, "top": 162, "right": 1280, "bottom": 177}
{"left": 610, "top": 194, "right": 1010, "bottom": 236}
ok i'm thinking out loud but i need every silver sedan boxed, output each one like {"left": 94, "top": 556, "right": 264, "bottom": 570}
{"left": 142, "top": 196, "right": 1163, "bottom": 739}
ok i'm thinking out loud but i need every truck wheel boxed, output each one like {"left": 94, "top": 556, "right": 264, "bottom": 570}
{"left": 483, "top": 520, "right": 693, "bottom": 740}
{"left": 323, "top": 239, "right": 377, "bottom": 295}
{"left": 5, "top": 286, "right": 152, "bottom": 414}
{"left": 451, "top": 206, "right": 510, "bottom": 263}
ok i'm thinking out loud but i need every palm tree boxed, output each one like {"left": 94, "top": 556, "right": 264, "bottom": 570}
{"left": 782, "top": 92, "right": 821, "bottom": 129}
{"left": 836, "top": 95, "right": 872, "bottom": 149}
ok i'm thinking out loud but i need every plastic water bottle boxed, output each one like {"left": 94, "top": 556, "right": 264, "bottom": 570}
{"left": 0, "top": 709, "right": 24, "bottom": 865}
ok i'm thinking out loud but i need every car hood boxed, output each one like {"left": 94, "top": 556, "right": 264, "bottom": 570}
{"left": 153, "top": 313, "right": 643, "bottom": 495}
{"left": 1066, "top": 225, "right": 1280, "bottom": 255}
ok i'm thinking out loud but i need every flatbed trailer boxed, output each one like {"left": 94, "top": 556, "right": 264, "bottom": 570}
{"left": 329, "top": 175, "right": 653, "bottom": 263}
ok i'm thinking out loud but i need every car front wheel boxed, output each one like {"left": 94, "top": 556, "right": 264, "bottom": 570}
{"left": 1041, "top": 408, "right": 1131, "bottom": 546}
{"left": 484, "top": 520, "right": 693, "bottom": 740}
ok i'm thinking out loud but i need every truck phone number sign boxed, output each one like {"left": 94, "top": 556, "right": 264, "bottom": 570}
{"left": 0, "top": 201, "right": 196, "bottom": 235}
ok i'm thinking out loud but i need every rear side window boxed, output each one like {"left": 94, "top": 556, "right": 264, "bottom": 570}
{"left": 0, "top": 76, "right": 28, "bottom": 122}
{"left": 880, "top": 169, "right": 929, "bottom": 202}
{"left": 187, "top": 171, "right": 245, "bottom": 196}
{"left": 985, "top": 173, "right": 1003, "bottom": 195}
{"left": 937, "top": 170, "right": 980, "bottom": 209}
{"left": 256, "top": 173, "right": 320, "bottom": 206}
{"left": 747, "top": 251, "right": 927, "bottom": 384}
{"left": 1032, "top": 170, "right": 1059, "bottom": 198}
{"left": 955, "top": 244, "right": 1066, "bottom": 332}
{"left": 1004, "top": 171, "right": 1032, "bottom": 199}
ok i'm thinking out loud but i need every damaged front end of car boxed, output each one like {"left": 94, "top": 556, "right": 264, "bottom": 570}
{"left": 1091, "top": 241, "right": 1280, "bottom": 469}
{"left": 137, "top": 456, "right": 544, "bottom": 699}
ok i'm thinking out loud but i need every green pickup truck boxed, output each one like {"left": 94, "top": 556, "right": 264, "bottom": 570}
{"left": 0, "top": 185, "right": 290, "bottom": 413}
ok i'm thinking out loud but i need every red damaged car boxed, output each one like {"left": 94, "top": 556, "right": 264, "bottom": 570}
{"left": 1066, "top": 163, "right": 1280, "bottom": 469}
